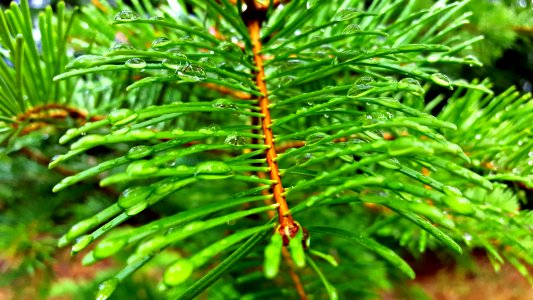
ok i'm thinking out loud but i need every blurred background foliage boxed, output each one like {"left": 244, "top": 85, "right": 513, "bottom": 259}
{"left": 0, "top": 0, "right": 531, "bottom": 299}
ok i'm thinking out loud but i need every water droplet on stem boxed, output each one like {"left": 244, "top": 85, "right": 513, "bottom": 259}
{"left": 125, "top": 58, "right": 147, "bottom": 69}
{"left": 114, "top": 10, "right": 140, "bottom": 22}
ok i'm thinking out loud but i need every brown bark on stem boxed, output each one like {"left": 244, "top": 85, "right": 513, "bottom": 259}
{"left": 248, "top": 19, "right": 295, "bottom": 230}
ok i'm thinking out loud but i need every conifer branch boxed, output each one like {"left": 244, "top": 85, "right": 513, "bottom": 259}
{"left": 282, "top": 247, "right": 309, "bottom": 300}
{"left": 248, "top": 16, "right": 295, "bottom": 231}
{"left": 257, "top": 171, "right": 308, "bottom": 300}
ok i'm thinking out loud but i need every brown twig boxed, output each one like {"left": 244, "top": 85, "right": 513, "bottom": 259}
{"left": 12, "top": 104, "right": 114, "bottom": 197}
{"left": 244, "top": 3, "right": 308, "bottom": 298}
{"left": 202, "top": 83, "right": 252, "bottom": 99}
{"left": 248, "top": 15, "right": 295, "bottom": 231}
{"left": 513, "top": 25, "right": 533, "bottom": 35}
{"left": 275, "top": 141, "right": 305, "bottom": 154}
{"left": 281, "top": 247, "right": 309, "bottom": 300}
{"left": 5, "top": 104, "right": 106, "bottom": 155}
{"left": 256, "top": 170, "right": 308, "bottom": 300}
{"left": 14, "top": 103, "right": 104, "bottom": 136}
{"left": 16, "top": 103, "right": 98, "bottom": 122}
{"left": 91, "top": 0, "right": 108, "bottom": 13}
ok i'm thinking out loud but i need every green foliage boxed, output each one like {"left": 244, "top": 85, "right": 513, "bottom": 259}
{"left": 0, "top": 0, "right": 73, "bottom": 115}
{"left": 0, "top": 0, "right": 532, "bottom": 299}
{"left": 466, "top": 0, "right": 533, "bottom": 65}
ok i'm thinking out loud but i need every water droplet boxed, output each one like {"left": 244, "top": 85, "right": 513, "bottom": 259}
{"left": 342, "top": 24, "right": 361, "bottom": 35}
{"left": 62, "top": 128, "right": 77, "bottom": 139}
{"left": 199, "top": 57, "right": 216, "bottom": 68}
{"left": 278, "top": 76, "right": 296, "bottom": 86}
{"left": 137, "top": 235, "right": 167, "bottom": 256}
{"left": 337, "top": 49, "right": 367, "bottom": 62}
{"left": 199, "top": 124, "right": 220, "bottom": 134}
{"left": 152, "top": 37, "right": 172, "bottom": 49}
{"left": 217, "top": 41, "right": 242, "bottom": 57}
{"left": 463, "top": 233, "right": 472, "bottom": 243}
{"left": 296, "top": 153, "right": 313, "bottom": 165}
{"left": 162, "top": 58, "right": 183, "bottom": 70}
{"left": 195, "top": 161, "right": 234, "bottom": 179}
{"left": 463, "top": 55, "right": 482, "bottom": 67}
{"left": 164, "top": 259, "right": 194, "bottom": 286}
{"left": 149, "top": 16, "right": 164, "bottom": 20}
{"left": 50, "top": 154, "right": 64, "bottom": 164}
{"left": 348, "top": 137, "right": 366, "bottom": 145}
{"left": 114, "top": 10, "right": 140, "bottom": 22}
{"left": 66, "top": 219, "right": 95, "bottom": 241}
{"left": 96, "top": 278, "right": 119, "bottom": 300}
{"left": 305, "top": 132, "right": 328, "bottom": 145}
{"left": 108, "top": 108, "right": 138, "bottom": 125}
{"left": 399, "top": 77, "right": 421, "bottom": 88}
{"left": 213, "top": 99, "right": 237, "bottom": 110}
{"left": 180, "top": 34, "right": 194, "bottom": 42}
{"left": 125, "top": 202, "right": 148, "bottom": 216}
{"left": 184, "top": 221, "right": 205, "bottom": 232}
{"left": 113, "top": 127, "right": 130, "bottom": 135}
{"left": 108, "top": 42, "right": 134, "bottom": 52}
{"left": 178, "top": 63, "right": 206, "bottom": 82}
{"left": 72, "top": 235, "right": 94, "bottom": 253}
{"left": 125, "top": 58, "right": 146, "bottom": 69}
{"left": 379, "top": 158, "right": 401, "bottom": 170}
{"left": 365, "top": 110, "right": 392, "bottom": 123}
{"left": 118, "top": 186, "right": 153, "bottom": 209}
{"left": 190, "top": 144, "right": 207, "bottom": 151}
{"left": 127, "top": 160, "right": 158, "bottom": 175}
{"left": 156, "top": 181, "right": 177, "bottom": 195}
{"left": 355, "top": 76, "right": 375, "bottom": 85}
{"left": 279, "top": 59, "right": 305, "bottom": 71}
{"left": 126, "top": 145, "right": 154, "bottom": 159}
{"left": 442, "top": 186, "right": 462, "bottom": 198}
{"left": 67, "top": 55, "right": 106, "bottom": 69}
{"left": 399, "top": 77, "right": 425, "bottom": 96}
{"left": 167, "top": 48, "right": 188, "bottom": 59}
{"left": 443, "top": 192, "right": 474, "bottom": 215}
{"left": 348, "top": 76, "right": 375, "bottom": 96}
{"left": 430, "top": 73, "right": 452, "bottom": 89}
{"left": 224, "top": 133, "right": 247, "bottom": 147}
{"left": 334, "top": 8, "right": 363, "bottom": 21}
{"left": 208, "top": 124, "right": 220, "bottom": 132}
{"left": 130, "top": 129, "right": 156, "bottom": 139}
{"left": 94, "top": 238, "right": 127, "bottom": 259}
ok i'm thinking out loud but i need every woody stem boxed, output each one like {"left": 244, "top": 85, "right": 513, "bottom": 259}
{"left": 247, "top": 18, "right": 294, "bottom": 228}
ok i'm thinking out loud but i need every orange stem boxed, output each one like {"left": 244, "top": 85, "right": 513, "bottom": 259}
{"left": 248, "top": 19, "right": 294, "bottom": 228}
{"left": 281, "top": 247, "right": 309, "bottom": 300}
{"left": 91, "top": 0, "right": 108, "bottom": 13}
